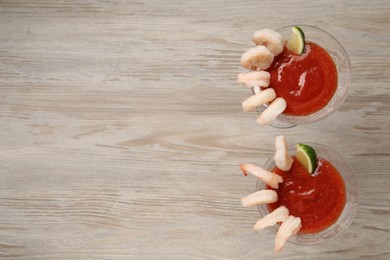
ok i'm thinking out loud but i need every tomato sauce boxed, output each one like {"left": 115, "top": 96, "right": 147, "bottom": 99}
{"left": 267, "top": 42, "right": 338, "bottom": 116}
{"left": 267, "top": 157, "right": 346, "bottom": 234}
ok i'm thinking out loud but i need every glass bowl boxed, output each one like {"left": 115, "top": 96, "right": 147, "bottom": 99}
{"left": 256, "top": 143, "right": 359, "bottom": 245}
{"left": 254, "top": 25, "right": 351, "bottom": 128}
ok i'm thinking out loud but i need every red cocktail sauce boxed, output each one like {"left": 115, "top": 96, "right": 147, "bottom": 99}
{"left": 267, "top": 157, "right": 346, "bottom": 234}
{"left": 267, "top": 42, "right": 338, "bottom": 116}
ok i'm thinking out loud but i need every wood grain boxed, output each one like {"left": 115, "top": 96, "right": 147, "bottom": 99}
{"left": 0, "top": 0, "right": 389, "bottom": 259}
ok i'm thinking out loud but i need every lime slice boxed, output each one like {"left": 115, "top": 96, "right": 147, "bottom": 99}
{"left": 286, "top": 26, "right": 305, "bottom": 55}
{"left": 296, "top": 143, "right": 317, "bottom": 174}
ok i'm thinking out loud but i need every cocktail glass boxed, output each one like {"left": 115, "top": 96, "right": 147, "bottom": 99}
{"left": 253, "top": 25, "right": 351, "bottom": 128}
{"left": 256, "top": 143, "right": 359, "bottom": 245}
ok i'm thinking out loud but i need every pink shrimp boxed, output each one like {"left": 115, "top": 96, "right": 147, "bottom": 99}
{"left": 256, "top": 97, "right": 287, "bottom": 125}
{"left": 240, "top": 163, "right": 283, "bottom": 189}
{"left": 241, "top": 190, "right": 278, "bottom": 207}
{"left": 273, "top": 135, "right": 294, "bottom": 171}
{"left": 240, "top": 45, "right": 274, "bottom": 70}
{"left": 252, "top": 29, "right": 285, "bottom": 56}
{"left": 242, "top": 88, "right": 276, "bottom": 112}
{"left": 275, "top": 215, "right": 302, "bottom": 252}
{"left": 237, "top": 71, "right": 270, "bottom": 88}
{"left": 253, "top": 206, "right": 289, "bottom": 231}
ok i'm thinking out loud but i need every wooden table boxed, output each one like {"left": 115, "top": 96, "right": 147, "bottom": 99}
{"left": 1, "top": 0, "right": 389, "bottom": 259}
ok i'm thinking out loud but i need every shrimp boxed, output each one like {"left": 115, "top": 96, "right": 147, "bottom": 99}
{"left": 237, "top": 71, "right": 270, "bottom": 88}
{"left": 253, "top": 206, "right": 289, "bottom": 231}
{"left": 275, "top": 215, "right": 302, "bottom": 252}
{"left": 241, "top": 190, "right": 278, "bottom": 207}
{"left": 240, "top": 45, "right": 274, "bottom": 70}
{"left": 242, "top": 88, "right": 276, "bottom": 112}
{"left": 273, "top": 135, "right": 294, "bottom": 171}
{"left": 240, "top": 163, "right": 283, "bottom": 189}
{"left": 252, "top": 29, "right": 285, "bottom": 56}
{"left": 256, "top": 97, "right": 287, "bottom": 125}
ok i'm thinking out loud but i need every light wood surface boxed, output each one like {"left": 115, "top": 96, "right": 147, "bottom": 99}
{"left": 1, "top": 0, "right": 389, "bottom": 259}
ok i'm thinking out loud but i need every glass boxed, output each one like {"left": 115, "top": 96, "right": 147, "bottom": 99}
{"left": 256, "top": 143, "right": 359, "bottom": 245}
{"left": 253, "top": 25, "right": 351, "bottom": 128}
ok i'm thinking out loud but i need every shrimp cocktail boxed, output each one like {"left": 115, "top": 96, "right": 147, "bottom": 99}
{"left": 240, "top": 136, "right": 359, "bottom": 252}
{"left": 237, "top": 25, "right": 350, "bottom": 127}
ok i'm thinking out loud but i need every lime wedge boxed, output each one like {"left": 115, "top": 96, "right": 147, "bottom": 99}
{"left": 286, "top": 26, "right": 305, "bottom": 55}
{"left": 296, "top": 143, "right": 317, "bottom": 174}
